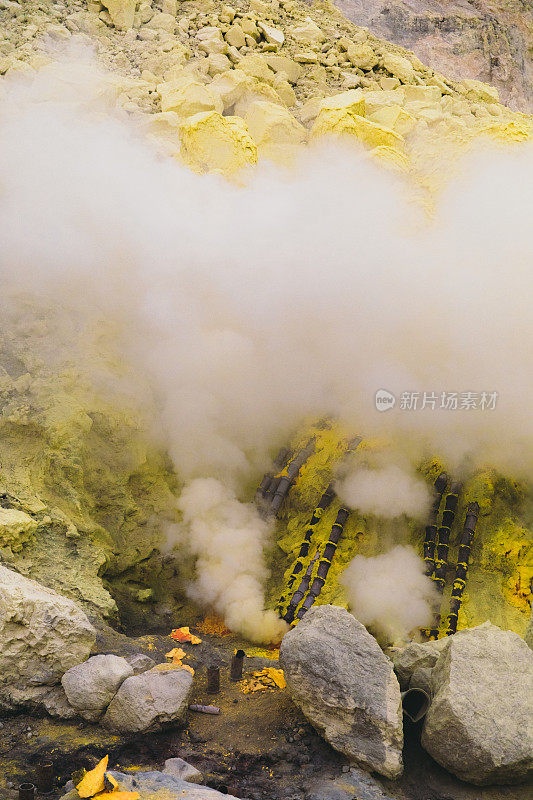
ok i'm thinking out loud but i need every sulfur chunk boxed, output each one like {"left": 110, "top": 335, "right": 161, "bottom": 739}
{"left": 312, "top": 107, "right": 404, "bottom": 150}
{"left": 320, "top": 89, "right": 365, "bottom": 117}
{"left": 179, "top": 111, "right": 257, "bottom": 174}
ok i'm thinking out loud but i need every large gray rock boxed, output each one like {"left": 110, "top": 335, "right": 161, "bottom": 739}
{"left": 61, "top": 654, "right": 133, "bottom": 721}
{"left": 60, "top": 769, "right": 245, "bottom": 799}
{"left": 279, "top": 605, "right": 403, "bottom": 779}
{"left": 0, "top": 565, "right": 96, "bottom": 710}
{"left": 392, "top": 638, "right": 447, "bottom": 690}
{"left": 103, "top": 667, "right": 193, "bottom": 732}
{"left": 422, "top": 622, "right": 533, "bottom": 785}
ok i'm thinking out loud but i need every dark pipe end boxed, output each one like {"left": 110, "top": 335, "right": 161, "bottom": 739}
{"left": 19, "top": 784, "right": 35, "bottom": 800}
{"left": 402, "top": 688, "right": 430, "bottom": 723}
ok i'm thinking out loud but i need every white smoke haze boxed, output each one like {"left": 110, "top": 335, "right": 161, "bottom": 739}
{"left": 340, "top": 546, "right": 439, "bottom": 642}
{"left": 1, "top": 49, "right": 533, "bottom": 639}
{"left": 177, "top": 478, "right": 288, "bottom": 643}
{"left": 336, "top": 464, "right": 432, "bottom": 519}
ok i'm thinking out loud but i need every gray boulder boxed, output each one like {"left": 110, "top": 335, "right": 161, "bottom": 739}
{"left": 392, "top": 638, "right": 447, "bottom": 690}
{"left": 307, "top": 766, "right": 396, "bottom": 800}
{"left": 0, "top": 565, "right": 96, "bottom": 710}
{"left": 61, "top": 654, "right": 133, "bottom": 721}
{"left": 103, "top": 667, "right": 193, "bottom": 732}
{"left": 60, "top": 769, "right": 245, "bottom": 799}
{"left": 279, "top": 605, "right": 403, "bottom": 779}
{"left": 164, "top": 757, "right": 203, "bottom": 783}
{"left": 422, "top": 622, "right": 533, "bottom": 785}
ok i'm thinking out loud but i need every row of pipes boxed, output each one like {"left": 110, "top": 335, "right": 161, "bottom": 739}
{"left": 258, "top": 439, "right": 480, "bottom": 642}
{"left": 423, "top": 473, "right": 480, "bottom": 637}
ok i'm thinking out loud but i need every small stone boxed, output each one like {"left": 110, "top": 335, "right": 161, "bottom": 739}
{"left": 163, "top": 757, "right": 203, "bottom": 784}
{"left": 346, "top": 42, "right": 378, "bottom": 70}
{"left": 225, "top": 23, "right": 246, "bottom": 49}
{"left": 293, "top": 52, "right": 318, "bottom": 64}
{"left": 382, "top": 53, "right": 415, "bottom": 83}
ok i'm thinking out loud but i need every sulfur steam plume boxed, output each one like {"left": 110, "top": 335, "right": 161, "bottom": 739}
{"left": 336, "top": 464, "right": 432, "bottom": 519}
{"left": 341, "top": 546, "right": 439, "bottom": 642}
{"left": 177, "top": 479, "right": 288, "bottom": 643}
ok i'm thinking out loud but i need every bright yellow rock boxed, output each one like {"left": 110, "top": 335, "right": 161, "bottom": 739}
{"left": 319, "top": 89, "right": 365, "bottom": 117}
{"left": 0, "top": 508, "right": 38, "bottom": 553}
{"left": 478, "top": 118, "right": 532, "bottom": 143}
{"left": 460, "top": 78, "right": 500, "bottom": 104}
{"left": 209, "top": 69, "right": 250, "bottom": 111}
{"left": 263, "top": 55, "right": 302, "bottom": 84}
{"left": 179, "top": 111, "right": 257, "bottom": 174}
{"left": 382, "top": 52, "right": 415, "bottom": 83}
{"left": 312, "top": 107, "right": 404, "bottom": 150}
{"left": 76, "top": 755, "right": 108, "bottom": 798}
{"left": 100, "top": 0, "right": 135, "bottom": 30}
{"left": 238, "top": 54, "right": 273, "bottom": 84}
{"left": 367, "top": 105, "right": 415, "bottom": 136}
{"left": 233, "top": 82, "right": 284, "bottom": 117}
{"left": 244, "top": 101, "right": 307, "bottom": 146}
{"left": 158, "top": 78, "right": 223, "bottom": 118}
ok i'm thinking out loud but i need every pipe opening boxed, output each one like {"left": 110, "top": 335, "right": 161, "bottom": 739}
{"left": 401, "top": 688, "right": 430, "bottom": 723}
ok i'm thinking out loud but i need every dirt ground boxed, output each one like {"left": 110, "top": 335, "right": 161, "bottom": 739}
{"left": 1, "top": 622, "right": 531, "bottom": 800}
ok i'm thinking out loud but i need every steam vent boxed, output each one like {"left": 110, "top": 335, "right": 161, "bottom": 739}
{"left": 0, "top": 1, "right": 532, "bottom": 799}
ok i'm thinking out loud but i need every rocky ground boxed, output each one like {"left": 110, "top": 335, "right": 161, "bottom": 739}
{"left": 335, "top": 0, "right": 533, "bottom": 113}
{"left": 1, "top": 618, "right": 531, "bottom": 800}
{"left": 1, "top": 568, "right": 531, "bottom": 799}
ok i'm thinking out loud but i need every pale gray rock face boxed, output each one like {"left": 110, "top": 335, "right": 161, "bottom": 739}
{"left": 279, "top": 605, "right": 403, "bottom": 779}
{"left": 125, "top": 652, "right": 157, "bottom": 674}
{"left": 335, "top": 0, "right": 533, "bottom": 112}
{"left": 392, "top": 638, "right": 446, "bottom": 690}
{"left": 102, "top": 667, "right": 193, "bottom": 732}
{"left": 61, "top": 654, "right": 133, "bottom": 721}
{"left": 164, "top": 757, "right": 203, "bottom": 783}
{"left": 422, "top": 622, "right": 533, "bottom": 785}
{"left": 0, "top": 565, "right": 96, "bottom": 709}
{"left": 60, "top": 770, "right": 245, "bottom": 799}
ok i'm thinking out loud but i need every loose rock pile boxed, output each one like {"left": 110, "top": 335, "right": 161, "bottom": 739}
{"left": 0, "top": 0, "right": 530, "bottom": 192}
{"left": 0, "top": 565, "right": 193, "bottom": 732}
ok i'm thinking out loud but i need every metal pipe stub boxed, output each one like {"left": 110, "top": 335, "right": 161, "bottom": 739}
{"left": 401, "top": 688, "right": 430, "bottom": 723}
{"left": 230, "top": 650, "right": 245, "bottom": 682}
{"left": 207, "top": 665, "right": 220, "bottom": 693}
{"left": 19, "top": 785, "right": 35, "bottom": 800}
{"left": 36, "top": 761, "right": 54, "bottom": 794}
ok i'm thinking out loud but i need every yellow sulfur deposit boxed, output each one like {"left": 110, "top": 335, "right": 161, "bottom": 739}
{"left": 312, "top": 107, "right": 405, "bottom": 150}
{"left": 319, "top": 90, "right": 366, "bottom": 117}
{"left": 369, "top": 145, "right": 410, "bottom": 172}
{"left": 76, "top": 755, "right": 108, "bottom": 798}
{"left": 179, "top": 111, "right": 257, "bottom": 174}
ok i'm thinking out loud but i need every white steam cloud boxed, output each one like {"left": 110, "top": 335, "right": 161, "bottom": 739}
{"left": 336, "top": 464, "right": 431, "bottom": 519}
{"left": 178, "top": 479, "right": 288, "bottom": 643}
{"left": 1, "top": 48, "right": 533, "bottom": 640}
{"left": 341, "top": 546, "right": 439, "bottom": 641}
